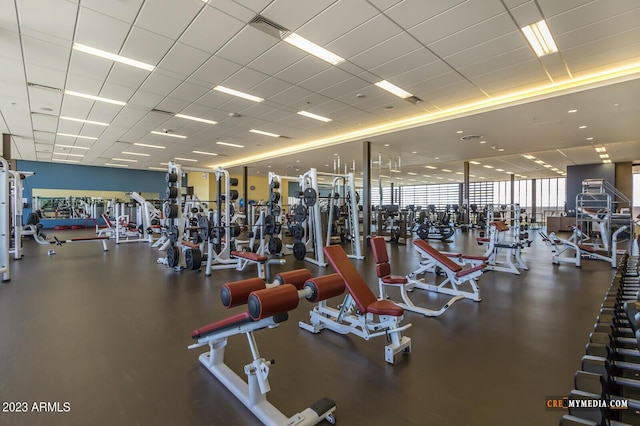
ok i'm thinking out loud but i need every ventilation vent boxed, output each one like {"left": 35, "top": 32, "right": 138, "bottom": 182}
{"left": 249, "top": 15, "right": 290, "bottom": 39}
{"left": 460, "top": 134, "right": 483, "bottom": 141}
{"left": 27, "top": 82, "right": 62, "bottom": 93}
{"left": 405, "top": 95, "right": 423, "bottom": 105}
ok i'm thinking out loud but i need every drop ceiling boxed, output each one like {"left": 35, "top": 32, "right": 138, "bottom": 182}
{"left": 0, "top": 0, "right": 639, "bottom": 184}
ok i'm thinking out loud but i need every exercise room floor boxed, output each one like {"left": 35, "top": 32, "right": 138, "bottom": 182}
{"left": 0, "top": 229, "right": 616, "bottom": 425}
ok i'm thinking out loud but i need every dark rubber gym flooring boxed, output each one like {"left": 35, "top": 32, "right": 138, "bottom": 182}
{"left": 0, "top": 229, "right": 617, "bottom": 425}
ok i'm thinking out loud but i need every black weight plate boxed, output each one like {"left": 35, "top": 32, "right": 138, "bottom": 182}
{"left": 272, "top": 205, "right": 281, "bottom": 217}
{"left": 292, "top": 241, "right": 306, "bottom": 260}
{"left": 294, "top": 204, "right": 308, "bottom": 223}
{"left": 268, "top": 237, "right": 283, "bottom": 255}
{"left": 166, "top": 186, "right": 178, "bottom": 199}
{"left": 164, "top": 203, "right": 179, "bottom": 219}
{"left": 303, "top": 188, "right": 317, "bottom": 207}
{"left": 167, "top": 245, "right": 180, "bottom": 268}
{"left": 229, "top": 178, "right": 239, "bottom": 187}
{"left": 417, "top": 223, "right": 429, "bottom": 240}
{"left": 270, "top": 191, "right": 281, "bottom": 203}
{"left": 185, "top": 248, "right": 202, "bottom": 271}
{"left": 229, "top": 189, "right": 239, "bottom": 201}
{"left": 290, "top": 224, "right": 304, "bottom": 240}
{"left": 165, "top": 172, "right": 178, "bottom": 183}
{"left": 229, "top": 224, "right": 241, "bottom": 238}
{"left": 270, "top": 180, "right": 280, "bottom": 189}
{"left": 441, "top": 228, "right": 454, "bottom": 240}
{"left": 264, "top": 215, "right": 276, "bottom": 235}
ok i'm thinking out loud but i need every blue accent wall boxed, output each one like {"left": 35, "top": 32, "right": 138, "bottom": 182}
{"left": 17, "top": 160, "right": 166, "bottom": 227}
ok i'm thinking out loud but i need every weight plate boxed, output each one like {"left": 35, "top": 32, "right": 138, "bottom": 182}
{"left": 229, "top": 177, "right": 239, "bottom": 187}
{"left": 416, "top": 223, "right": 429, "bottom": 240}
{"left": 229, "top": 223, "right": 241, "bottom": 238}
{"left": 270, "top": 191, "right": 281, "bottom": 204}
{"left": 290, "top": 224, "right": 305, "bottom": 241}
{"left": 264, "top": 215, "right": 276, "bottom": 235}
{"left": 167, "top": 245, "right": 180, "bottom": 268}
{"left": 229, "top": 189, "right": 239, "bottom": 201}
{"left": 303, "top": 187, "right": 317, "bottom": 207}
{"left": 185, "top": 248, "right": 202, "bottom": 271}
{"left": 165, "top": 172, "right": 178, "bottom": 183}
{"left": 270, "top": 180, "right": 280, "bottom": 189}
{"left": 164, "top": 203, "right": 179, "bottom": 219}
{"left": 292, "top": 241, "right": 306, "bottom": 260}
{"left": 268, "top": 237, "right": 283, "bottom": 255}
{"left": 272, "top": 205, "right": 281, "bottom": 217}
{"left": 294, "top": 204, "right": 308, "bottom": 223}
{"left": 166, "top": 186, "right": 178, "bottom": 199}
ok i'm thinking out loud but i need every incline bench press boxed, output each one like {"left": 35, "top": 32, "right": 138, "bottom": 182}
{"left": 189, "top": 272, "right": 342, "bottom": 425}
{"left": 406, "top": 239, "right": 485, "bottom": 302}
{"left": 477, "top": 220, "right": 528, "bottom": 275}
{"left": 299, "top": 244, "right": 412, "bottom": 364}
{"left": 370, "top": 237, "right": 465, "bottom": 316}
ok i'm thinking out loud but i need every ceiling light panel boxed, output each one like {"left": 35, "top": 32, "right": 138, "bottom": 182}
{"left": 283, "top": 33, "right": 345, "bottom": 65}
{"left": 56, "top": 133, "right": 98, "bottom": 140}
{"left": 134, "top": 143, "right": 166, "bottom": 149}
{"left": 216, "top": 141, "right": 244, "bottom": 148}
{"left": 213, "top": 85, "right": 263, "bottom": 102}
{"left": 73, "top": 43, "right": 155, "bottom": 71}
{"left": 59, "top": 116, "right": 109, "bottom": 126}
{"left": 375, "top": 80, "right": 412, "bottom": 99}
{"left": 150, "top": 131, "right": 187, "bottom": 139}
{"left": 175, "top": 113, "right": 217, "bottom": 125}
{"left": 297, "top": 111, "right": 332, "bottom": 122}
{"left": 193, "top": 150, "right": 218, "bottom": 156}
{"left": 250, "top": 129, "right": 280, "bottom": 138}
{"left": 521, "top": 20, "right": 558, "bottom": 57}
{"left": 65, "top": 90, "right": 126, "bottom": 106}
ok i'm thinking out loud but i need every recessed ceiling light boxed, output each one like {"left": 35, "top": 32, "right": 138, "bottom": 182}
{"left": 568, "top": 109, "right": 578, "bottom": 113}
{"left": 64, "top": 90, "right": 126, "bottom": 106}
{"left": 160, "top": 162, "right": 169, "bottom": 166}
{"left": 543, "top": 164, "right": 553, "bottom": 168}
{"left": 578, "top": 125, "right": 587, "bottom": 129}
{"left": 213, "top": 85, "right": 263, "bottom": 102}
{"left": 504, "top": 171, "right": 512, "bottom": 175}
{"left": 151, "top": 130, "right": 186, "bottom": 139}
{"left": 53, "top": 152, "right": 84, "bottom": 157}
{"left": 456, "top": 130, "right": 463, "bottom": 134}
{"left": 441, "top": 169, "right": 452, "bottom": 173}
{"left": 523, "top": 154, "right": 536, "bottom": 160}
{"left": 56, "top": 133, "right": 98, "bottom": 140}
{"left": 73, "top": 43, "right": 155, "bottom": 71}
{"left": 586, "top": 137, "right": 594, "bottom": 141}
{"left": 193, "top": 150, "right": 218, "bottom": 156}
{"left": 495, "top": 168, "right": 505, "bottom": 172}
{"left": 250, "top": 129, "right": 280, "bottom": 138}
{"left": 534, "top": 160, "right": 545, "bottom": 165}
{"left": 479, "top": 176, "right": 486, "bottom": 179}
{"left": 175, "top": 157, "right": 198, "bottom": 162}
{"left": 175, "top": 113, "right": 217, "bottom": 125}
{"left": 112, "top": 158, "right": 138, "bottom": 162}
{"left": 105, "top": 163, "right": 128, "bottom": 167}
{"left": 134, "top": 143, "right": 165, "bottom": 149}
{"left": 374, "top": 80, "right": 412, "bottom": 99}
{"left": 216, "top": 141, "right": 244, "bottom": 148}
{"left": 455, "top": 172, "right": 463, "bottom": 175}
{"left": 436, "top": 177, "right": 443, "bottom": 180}
{"left": 521, "top": 20, "right": 558, "bottom": 57}
{"left": 469, "top": 161, "right": 481, "bottom": 165}
{"left": 297, "top": 111, "right": 332, "bottom": 122}
{"left": 594, "top": 147, "right": 606, "bottom": 153}
{"left": 483, "top": 165, "right": 494, "bottom": 169}
{"left": 424, "top": 165, "right": 437, "bottom": 169}
{"left": 59, "top": 116, "right": 109, "bottom": 126}
{"left": 498, "top": 148, "right": 504, "bottom": 152}
{"left": 55, "top": 144, "right": 90, "bottom": 150}
{"left": 479, "top": 141, "right": 486, "bottom": 144}
{"left": 422, "top": 174, "right": 431, "bottom": 178}
{"left": 384, "top": 144, "right": 390, "bottom": 147}
{"left": 599, "top": 154, "right": 609, "bottom": 159}
{"left": 52, "top": 158, "right": 80, "bottom": 163}
{"left": 602, "top": 159, "right": 612, "bottom": 164}
{"left": 411, "top": 151, "right": 417, "bottom": 154}
{"left": 283, "top": 32, "right": 344, "bottom": 65}
{"left": 407, "top": 172, "right": 417, "bottom": 175}
{"left": 121, "top": 151, "right": 150, "bottom": 157}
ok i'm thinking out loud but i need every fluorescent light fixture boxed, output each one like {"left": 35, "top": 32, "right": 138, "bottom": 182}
{"left": 390, "top": 170, "right": 401, "bottom": 173}
{"left": 603, "top": 159, "right": 612, "bottom": 164}
{"left": 456, "top": 172, "right": 463, "bottom": 175}
{"left": 599, "top": 154, "right": 609, "bottom": 159}
{"left": 134, "top": 143, "right": 165, "bottom": 149}
{"left": 213, "top": 85, "right": 263, "bottom": 102}
{"left": 73, "top": 43, "right": 155, "bottom": 71}
{"left": 151, "top": 131, "right": 187, "bottom": 139}
{"left": 407, "top": 172, "right": 417, "bottom": 176}
{"left": 175, "top": 113, "right": 217, "bottom": 125}
{"left": 479, "top": 141, "right": 486, "bottom": 144}
{"left": 523, "top": 154, "right": 536, "bottom": 160}
{"left": 534, "top": 160, "right": 545, "bottom": 165}
{"left": 447, "top": 178, "right": 455, "bottom": 181}
{"left": 105, "top": 163, "right": 128, "bottom": 167}
{"left": 374, "top": 80, "right": 412, "bottom": 99}
{"left": 192, "top": 150, "right": 218, "bottom": 156}
{"left": 568, "top": 109, "right": 578, "bottom": 113}
{"left": 148, "top": 167, "right": 166, "bottom": 171}
{"left": 250, "top": 129, "right": 280, "bottom": 138}
{"left": 521, "top": 20, "right": 558, "bottom": 57}
{"left": 112, "top": 158, "right": 138, "bottom": 163}
{"left": 505, "top": 171, "right": 512, "bottom": 175}
{"left": 586, "top": 137, "right": 594, "bottom": 141}
{"left": 53, "top": 152, "right": 84, "bottom": 157}
{"left": 216, "top": 141, "right": 244, "bottom": 148}
{"left": 60, "top": 116, "right": 109, "bottom": 126}
{"left": 422, "top": 175, "right": 431, "bottom": 178}
{"left": 52, "top": 158, "right": 80, "bottom": 163}
{"left": 483, "top": 165, "right": 494, "bottom": 169}
{"left": 495, "top": 169, "right": 505, "bottom": 172}
{"left": 579, "top": 125, "right": 587, "bottom": 129}
{"left": 424, "top": 165, "right": 437, "bottom": 169}
{"left": 543, "top": 164, "right": 553, "bottom": 168}
{"left": 441, "top": 169, "right": 452, "bottom": 173}
{"left": 65, "top": 90, "right": 126, "bottom": 106}
{"left": 297, "top": 111, "right": 332, "bottom": 122}
{"left": 160, "top": 162, "right": 169, "bottom": 165}
{"left": 57, "top": 133, "right": 98, "bottom": 140}
{"left": 595, "top": 147, "right": 606, "bottom": 153}
{"left": 122, "top": 151, "right": 150, "bottom": 157}
{"left": 55, "top": 144, "right": 90, "bottom": 150}
{"left": 470, "top": 174, "right": 476, "bottom": 177}
{"left": 175, "top": 157, "right": 198, "bottom": 162}
{"left": 469, "top": 161, "right": 481, "bottom": 165}
{"left": 498, "top": 148, "right": 504, "bottom": 152}
{"left": 436, "top": 177, "right": 443, "bottom": 180}
{"left": 283, "top": 33, "right": 344, "bottom": 65}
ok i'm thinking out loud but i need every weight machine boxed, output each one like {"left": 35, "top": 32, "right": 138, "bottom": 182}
{"left": 323, "top": 171, "right": 363, "bottom": 260}
{"left": 8, "top": 169, "right": 34, "bottom": 260}
{"left": 1, "top": 157, "right": 11, "bottom": 282}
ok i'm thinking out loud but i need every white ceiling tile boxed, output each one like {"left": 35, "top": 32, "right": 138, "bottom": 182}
{"left": 106, "top": 63, "right": 150, "bottom": 90}
{"left": 262, "top": 0, "right": 337, "bottom": 31}
{"left": 0, "top": 28, "right": 22, "bottom": 61}
{"left": 139, "top": 72, "right": 183, "bottom": 96}
{"left": 427, "top": 13, "right": 515, "bottom": 58}
{"left": 415, "top": 79, "right": 482, "bottom": 108}
{"left": 503, "top": 0, "right": 531, "bottom": 8}
{"left": 563, "top": 37, "right": 640, "bottom": 75}
{"left": 35, "top": 143, "right": 53, "bottom": 152}
{"left": 508, "top": 1, "right": 541, "bottom": 27}
{"left": 445, "top": 34, "right": 528, "bottom": 71}
{"left": 348, "top": 32, "right": 422, "bottom": 71}
{"left": 249, "top": 78, "right": 293, "bottom": 99}
{"left": 65, "top": 73, "right": 104, "bottom": 95}
{"left": 386, "top": 0, "right": 466, "bottom": 29}
{"left": 297, "top": 67, "right": 352, "bottom": 93}
{"left": 31, "top": 113, "right": 58, "bottom": 132}
{"left": 169, "top": 81, "right": 211, "bottom": 103}
{"left": 394, "top": 60, "right": 453, "bottom": 89}
{"left": 368, "top": 0, "right": 404, "bottom": 11}
{"left": 553, "top": 8, "right": 640, "bottom": 51}
{"left": 157, "top": 43, "right": 211, "bottom": 77}
{"left": 191, "top": 56, "right": 243, "bottom": 86}
{"left": 209, "top": 0, "right": 258, "bottom": 22}
{"left": 0, "top": 0, "right": 18, "bottom": 27}
{"left": 275, "top": 57, "right": 331, "bottom": 84}
{"left": 318, "top": 77, "right": 370, "bottom": 100}
{"left": 22, "top": 35, "right": 71, "bottom": 72}
{"left": 222, "top": 67, "right": 270, "bottom": 91}
{"left": 80, "top": 0, "right": 144, "bottom": 24}
{"left": 121, "top": 26, "right": 174, "bottom": 67}
{"left": 193, "top": 91, "right": 230, "bottom": 109}
{"left": 75, "top": 7, "right": 132, "bottom": 52}
{"left": 16, "top": 0, "right": 77, "bottom": 41}
{"left": 56, "top": 120, "right": 83, "bottom": 134}
{"left": 216, "top": 26, "right": 279, "bottom": 65}
{"left": 471, "top": 62, "right": 549, "bottom": 95}
{"left": 236, "top": 103, "right": 275, "bottom": 118}
{"left": 328, "top": 14, "right": 402, "bottom": 59}
{"left": 67, "top": 53, "right": 112, "bottom": 83}
{"left": 33, "top": 130, "right": 55, "bottom": 143}
{"left": 370, "top": 48, "right": 439, "bottom": 79}
{"left": 248, "top": 42, "right": 307, "bottom": 75}
{"left": 136, "top": 0, "right": 202, "bottom": 40}
{"left": 28, "top": 88, "right": 63, "bottom": 115}
{"left": 268, "top": 85, "right": 314, "bottom": 105}
{"left": 180, "top": 6, "right": 244, "bottom": 54}
{"left": 100, "top": 82, "right": 136, "bottom": 103}
{"left": 0, "top": 58, "right": 26, "bottom": 85}
{"left": 59, "top": 96, "right": 95, "bottom": 120}
{"left": 24, "top": 63, "right": 66, "bottom": 89}
{"left": 155, "top": 97, "right": 191, "bottom": 114}
{"left": 110, "top": 105, "right": 151, "bottom": 128}
{"left": 296, "top": 0, "right": 379, "bottom": 45}
{"left": 409, "top": 1, "right": 506, "bottom": 45}
{"left": 254, "top": 108, "right": 292, "bottom": 123}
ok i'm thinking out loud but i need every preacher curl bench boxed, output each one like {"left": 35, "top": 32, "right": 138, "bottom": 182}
{"left": 189, "top": 271, "right": 342, "bottom": 425}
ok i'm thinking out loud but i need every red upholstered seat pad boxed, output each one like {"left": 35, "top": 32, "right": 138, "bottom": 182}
{"left": 578, "top": 245, "right": 595, "bottom": 253}
{"left": 367, "top": 299, "right": 404, "bottom": 316}
{"left": 461, "top": 255, "right": 488, "bottom": 261}
{"left": 476, "top": 238, "right": 490, "bottom": 242}
{"left": 382, "top": 275, "right": 407, "bottom": 284}
{"left": 412, "top": 240, "right": 462, "bottom": 273}
{"left": 370, "top": 237, "right": 390, "bottom": 263}
{"left": 455, "top": 264, "right": 486, "bottom": 278}
{"left": 231, "top": 251, "right": 268, "bottom": 262}
{"left": 191, "top": 311, "right": 252, "bottom": 339}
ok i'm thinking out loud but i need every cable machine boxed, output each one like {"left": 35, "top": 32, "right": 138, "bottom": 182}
{"left": 1, "top": 157, "right": 11, "bottom": 282}
{"left": 323, "top": 171, "right": 363, "bottom": 260}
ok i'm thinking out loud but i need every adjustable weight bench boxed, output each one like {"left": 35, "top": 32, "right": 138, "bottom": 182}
{"left": 478, "top": 221, "right": 528, "bottom": 275}
{"left": 540, "top": 231, "right": 581, "bottom": 267}
{"left": 230, "top": 250, "right": 286, "bottom": 281}
{"left": 299, "top": 244, "right": 412, "bottom": 364}
{"left": 190, "top": 276, "right": 342, "bottom": 426}
{"left": 407, "top": 239, "right": 485, "bottom": 302}
{"left": 370, "top": 237, "right": 464, "bottom": 316}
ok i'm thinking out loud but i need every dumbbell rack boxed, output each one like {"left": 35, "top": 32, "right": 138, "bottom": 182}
{"left": 158, "top": 161, "right": 185, "bottom": 270}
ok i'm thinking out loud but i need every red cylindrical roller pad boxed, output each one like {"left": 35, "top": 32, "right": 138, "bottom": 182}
{"left": 273, "top": 269, "right": 313, "bottom": 289}
{"left": 304, "top": 274, "right": 345, "bottom": 303}
{"left": 248, "top": 284, "right": 300, "bottom": 320}
{"left": 220, "top": 277, "right": 266, "bottom": 308}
